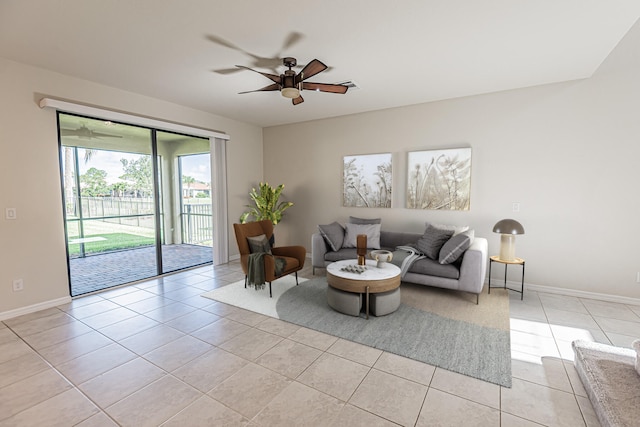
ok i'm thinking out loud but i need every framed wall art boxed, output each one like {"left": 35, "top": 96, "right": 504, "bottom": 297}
{"left": 343, "top": 153, "right": 392, "bottom": 208}
{"left": 407, "top": 148, "right": 471, "bottom": 210}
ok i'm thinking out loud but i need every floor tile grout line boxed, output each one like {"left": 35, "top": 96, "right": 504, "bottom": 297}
{"left": 179, "top": 312, "right": 331, "bottom": 425}
{"left": 427, "top": 386, "right": 501, "bottom": 413}
{"left": 65, "top": 304, "right": 245, "bottom": 424}
{"left": 182, "top": 307, "right": 398, "bottom": 424}
{"left": 539, "top": 293, "right": 590, "bottom": 360}
{"left": 2, "top": 262, "right": 611, "bottom": 426}
{"left": 1, "top": 320, "right": 122, "bottom": 426}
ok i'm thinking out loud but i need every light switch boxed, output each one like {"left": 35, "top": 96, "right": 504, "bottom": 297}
{"left": 5, "top": 208, "right": 16, "bottom": 220}
{"left": 512, "top": 203, "right": 520, "bottom": 213}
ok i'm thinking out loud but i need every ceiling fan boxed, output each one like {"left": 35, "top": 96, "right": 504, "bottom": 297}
{"left": 208, "top": 32, "right": 304, "bottom": 76}
{"left": 237, "top": 57, "right": 348, "bottom": 105}
{"left": 60, "top": 125, "right": 122, "bottom": 139}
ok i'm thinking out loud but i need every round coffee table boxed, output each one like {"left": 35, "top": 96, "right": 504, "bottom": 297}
{"left": 326, "top": 259, "right": 401, "bottom": 318}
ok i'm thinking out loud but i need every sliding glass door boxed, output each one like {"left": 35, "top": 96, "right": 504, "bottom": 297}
{"left": 59, "top": 113, "right": 213, "bottom": 296}
{"left": 157, "top": 132, "right": 213, "bottom": 274}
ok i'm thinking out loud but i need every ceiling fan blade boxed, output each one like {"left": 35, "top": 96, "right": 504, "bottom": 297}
{"left": 297, "top": 59, "right": 328, "bottom": 82}
{"left": 90, "top": 131, "right": 122, "bottom": 138}
{"left": 205, "top": 35, "right": 246, "bottom": 53}
{"left": 292, "top": 95, "right": 304, "bottom": 105}
{"left": 238, "top": 83, "right": 280, "bottom": 94}
{"left": 213, "top": 67, "right": 243, "bottom": 75}
{"left": 302, "top": 82, "right": 348, "bottom": 94}
{"left": 235, "top": 65, "right": 281, "bottom": 84}
{"left": 281, "top": 32, "right": 304, "bottom": 50}
{"left": 60, "top": 128, "right": 122, "bottom": 138}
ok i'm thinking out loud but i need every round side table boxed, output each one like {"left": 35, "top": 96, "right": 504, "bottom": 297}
{"left": 488, "top": 255, "right": 525, "bottom": 300}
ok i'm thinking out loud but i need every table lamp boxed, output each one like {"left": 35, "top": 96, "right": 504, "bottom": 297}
{"left": 493, "top": 219, "right": 525, "bottom": 262}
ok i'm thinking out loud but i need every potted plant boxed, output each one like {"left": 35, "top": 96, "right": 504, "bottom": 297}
{"left": 239, "top": 182, "right": 293, "bottom": 225}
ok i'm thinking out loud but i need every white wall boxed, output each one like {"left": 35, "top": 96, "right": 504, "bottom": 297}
{"left": 0, "top": 58, "right": 263, "bottom": 315}
{"left": 263, "top": 21, "right": 640, "bottom": 300}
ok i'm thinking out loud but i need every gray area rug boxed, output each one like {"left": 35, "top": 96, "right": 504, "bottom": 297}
{"left": 203, "top": 276, "right": 511, "bottom": 387}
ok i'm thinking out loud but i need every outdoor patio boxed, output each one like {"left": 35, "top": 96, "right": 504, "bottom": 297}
{"left": 69, "top": 244, "right": 213, "bottom": 296}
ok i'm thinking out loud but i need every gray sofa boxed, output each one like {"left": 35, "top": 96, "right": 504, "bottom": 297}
{"left": 312, "top": 229, "right": 488, "bottom": 301}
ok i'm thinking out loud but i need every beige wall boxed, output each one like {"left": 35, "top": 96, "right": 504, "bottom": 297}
{"left": 0, "top": 58, "right": 263, "bottom": 315}
{"left": 264, "top": 22, "right": 640, "bottom": 300}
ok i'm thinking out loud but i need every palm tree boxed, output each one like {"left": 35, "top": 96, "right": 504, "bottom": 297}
{"left": 182, "top": 175, "right": 196, "bottom": 198}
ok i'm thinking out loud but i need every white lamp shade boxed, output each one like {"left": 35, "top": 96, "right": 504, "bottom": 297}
{"left": 281, "top": 87, "right": 300, "bottom": 99}
{"left": 494, "top": 219, "right": 524, "bottom": 261}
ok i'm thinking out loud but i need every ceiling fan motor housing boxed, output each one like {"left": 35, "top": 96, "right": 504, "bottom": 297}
{"left": 282, "top": 70, "right": 300, "bottom": 88}
{"left": 281, "top": 69, "right": 301, "bottom": 98}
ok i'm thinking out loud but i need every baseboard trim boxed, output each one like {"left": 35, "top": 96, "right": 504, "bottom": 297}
{"left": 490, "top": 279, "right": 640, "bottom": 306}
{"left": 526, "top": 283, "right": 640, "bottom": 306}
{"left": 0, "top": 296, "right": 72, "bottom": 322}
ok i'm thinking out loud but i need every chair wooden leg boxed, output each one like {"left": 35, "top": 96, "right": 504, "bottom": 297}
{"left": 269, "top": 282, "right": 272, "bottom": 298}
{"left": 244, "top": 276, "right": 247, "bottom": 288}
{"left": 295, "top": 272, "right": 299, "bottom": 286}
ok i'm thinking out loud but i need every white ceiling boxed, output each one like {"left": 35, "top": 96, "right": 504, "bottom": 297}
{"left": 1, "top": 1, "right": 639, "bottom": 128}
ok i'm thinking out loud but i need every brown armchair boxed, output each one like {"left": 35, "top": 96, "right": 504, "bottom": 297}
{"left": 233, "top": 220, "right": 306, "bottom": 297}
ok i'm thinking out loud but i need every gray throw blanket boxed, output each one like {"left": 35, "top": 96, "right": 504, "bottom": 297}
{"left": 247, "top": 252, "right": 287, "bottom": 290}
{"left": 390, "top": 245, "right": 425, "bottom": 277}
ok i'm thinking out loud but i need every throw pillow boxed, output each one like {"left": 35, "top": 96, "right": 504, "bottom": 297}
{"left": 318, "top": 222, "right": 345, "bottom": 251}
{"left": 439, "top": 229, "right": 475, "bottom": 264}
{"left": 425, "top": 222, "right": 469, "bottom": 236}
{"left": 342, "top": 223, "right": 381, "bottom": 249}
{"left": 416, "top": 224, "right": 455, "bottom": 260}
{"left": 247, "top": 234, "right": 272, "bottom": 254}
{"left": 348, "top": 216, "right": 382, "bottom": 225}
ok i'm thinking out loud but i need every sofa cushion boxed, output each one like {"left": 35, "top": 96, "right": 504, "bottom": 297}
{"left": 416, "top": 224, "right": 454, "bottom": 260}
{"left": 380, "top": 231, "right": 422, "bottom": 250}
{"left": 426, "top": 222, "right": 469, "bottom": 236}
{"left": 349, "top": 216, "right": 382, "bottom": 225}
{"left": 247, "top": 234, "right": 271, "bottom": 254}
{"left": 318, "top": 222, "right": 345, "bottom": 251}
{"left": 343, "top": 223, "right": 381, "bottom": 249}
{"left": 325, "top": 248, "right": 359, "bottom": 262}
{"left": 439, "top": 229, "right": 474, "bottom": 265}
{"left": 408, "top": 257, "right": 460, "bottom": 279}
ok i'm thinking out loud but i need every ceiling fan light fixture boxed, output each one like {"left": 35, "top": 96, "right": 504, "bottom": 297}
{"left": 281, "top": 87, "right": 300, "bottom": 99}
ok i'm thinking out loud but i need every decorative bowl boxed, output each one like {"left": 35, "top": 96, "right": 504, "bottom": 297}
{"left": 369, "top": 250, "right": 393, "bottom": 267}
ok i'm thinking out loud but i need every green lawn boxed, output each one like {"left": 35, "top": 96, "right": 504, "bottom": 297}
{"left": 68, "top": 233, "right": 155, "bottom": 256}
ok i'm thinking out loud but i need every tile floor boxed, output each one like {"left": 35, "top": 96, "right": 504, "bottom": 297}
{"left": 1, "top": 261, "right": 639, "bottom": 426}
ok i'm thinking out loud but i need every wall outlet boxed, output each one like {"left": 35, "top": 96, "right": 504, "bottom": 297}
{"left": 13, "top": 279, "right": 24, "bottom": 292}
{"left": 5, "top": 208, "right": 17, "bottom": 220}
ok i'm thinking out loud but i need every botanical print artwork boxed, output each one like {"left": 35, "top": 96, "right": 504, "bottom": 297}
{"left": 343, "top": 153, "right": 392, "bottom": 208}
{"left": 407, "top": 148, "right": 471, "bottom": 210}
